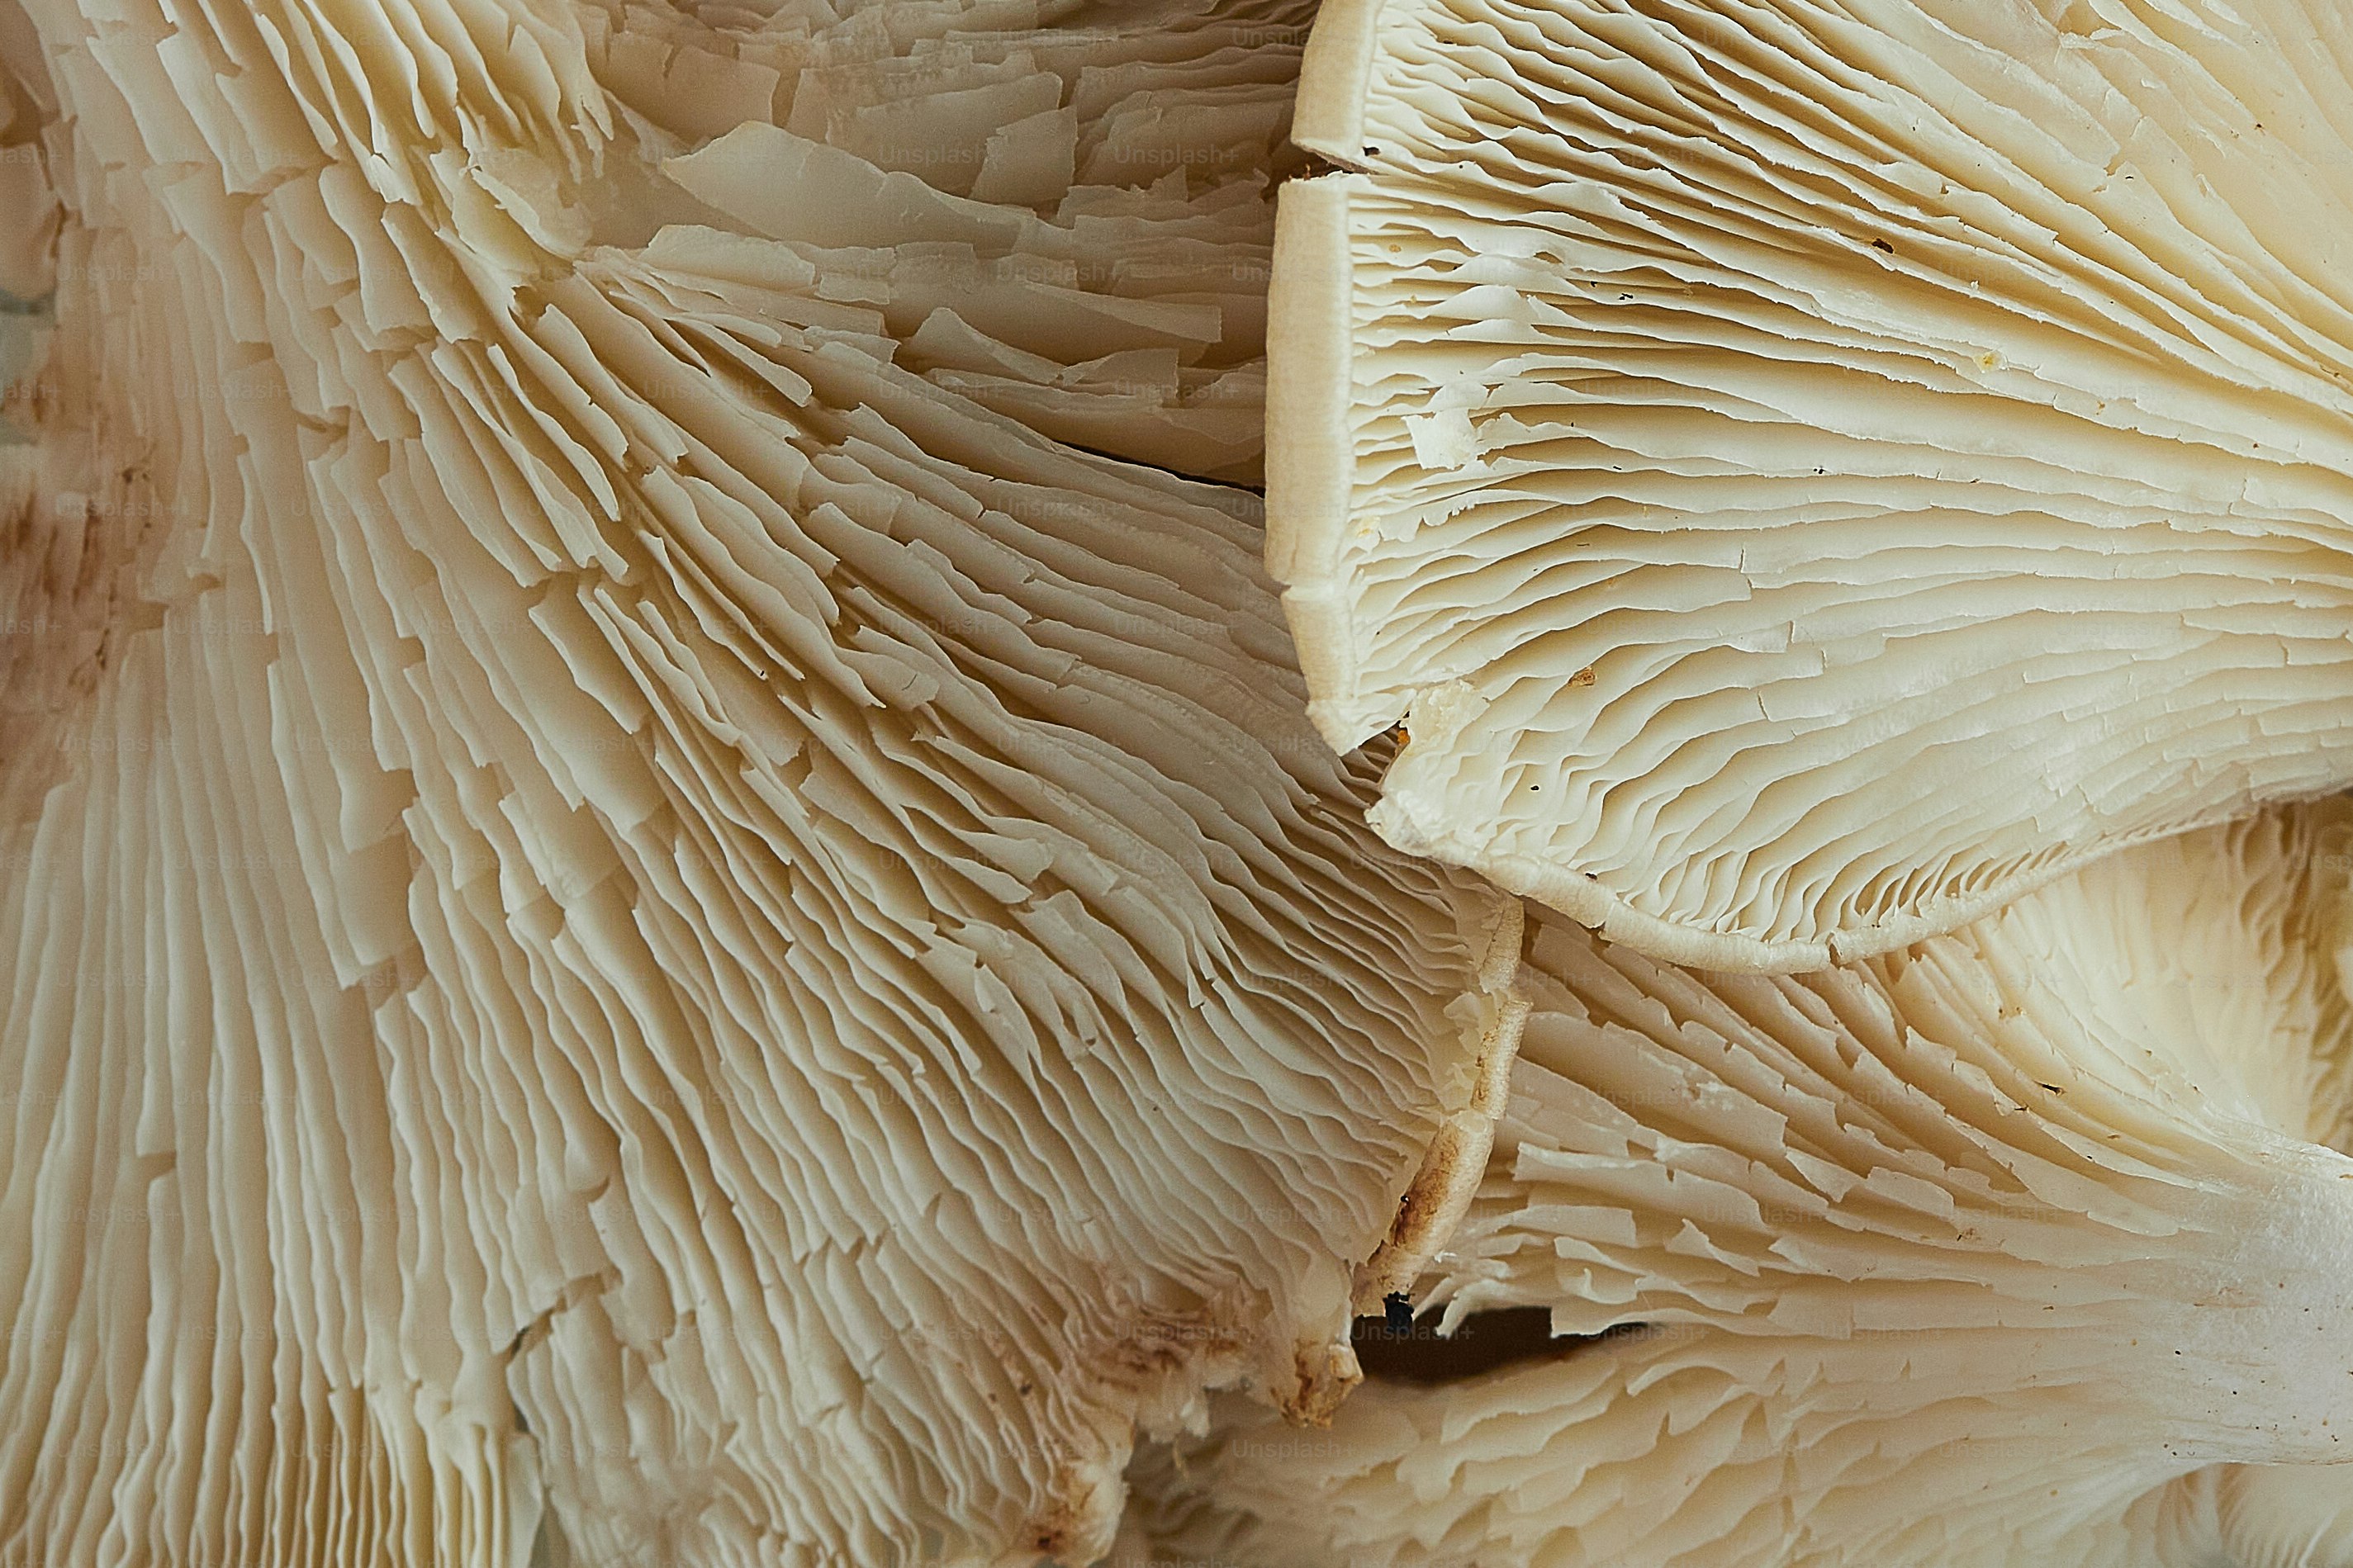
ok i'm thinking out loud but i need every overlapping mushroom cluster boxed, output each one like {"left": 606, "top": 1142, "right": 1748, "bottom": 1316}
{"left": 5, "top": 0, "right": 2353, "bottom": 1565}
{"left": 1122, "top": 803, "right": 2353, "bottom": 1566}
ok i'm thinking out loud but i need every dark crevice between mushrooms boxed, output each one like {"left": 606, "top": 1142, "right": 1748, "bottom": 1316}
{"left": 1350, "top": 1305, "right": 1606, "bottom": 1384}
{"left": 1047, "top": 432, "right": 1269, "bottom": 495}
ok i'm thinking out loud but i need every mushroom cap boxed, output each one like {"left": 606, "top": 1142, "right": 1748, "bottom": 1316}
{"left": 0, "top": 1, "right": 1526, "bottom": 1563}
{"left": 1269, "top": 0, "right": 2353, "bottom": 971}
{"left": 1122, "top": 801, "right": 2353, "bottom": 1565}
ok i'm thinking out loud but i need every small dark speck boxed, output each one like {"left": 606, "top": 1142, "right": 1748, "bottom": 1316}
{"left": 1871, "top": 239, "right": 1894, "bottom": 253}
{"left": 2039, "top": 1083, "right": 2064, "bottom": 1093}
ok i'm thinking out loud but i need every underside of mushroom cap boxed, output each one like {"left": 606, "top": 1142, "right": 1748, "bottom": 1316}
{"left": 0, "top": 2, "right": 1528, "bottom": 1564}
{"left": 1270, "top": 0, "right": 2353, "bottom": 971}
{"left": 1120, "top": 800, "right": 2353, "bottom": 1566}
{"left": 600, "top": 0, "right": 1318, "bottom": 488}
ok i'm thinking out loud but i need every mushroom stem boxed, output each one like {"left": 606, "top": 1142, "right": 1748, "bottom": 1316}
{"left": 2154, "top": 1144, "right": 2353, "bottom": 1465}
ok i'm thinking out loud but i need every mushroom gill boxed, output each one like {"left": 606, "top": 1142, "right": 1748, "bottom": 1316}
{"left": 1121, "top": 801, "right": 2353, "bottom": 1566}
{"left": 1270, "top": 0, "right": 2353, "bottom": 971}
{"left": 0, "top": 1, "right": 1528, "bottom": 1565}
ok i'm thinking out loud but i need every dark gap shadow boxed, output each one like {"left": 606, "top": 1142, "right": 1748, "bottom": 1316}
{"left": 1351, "top": 1305, "right": 1606, "bottom": 1385}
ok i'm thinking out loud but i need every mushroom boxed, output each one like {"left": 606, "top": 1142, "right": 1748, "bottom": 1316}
{"left": 0, "top": 1, "right": 1527, "bottom": 1564}
{"left": 1121, "top": 801, "right": 2353, "bottom": 1566}
{"left": 1269, "top": 0, "right": 2353, "bottom": 970}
